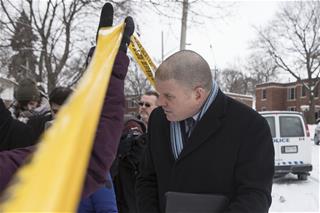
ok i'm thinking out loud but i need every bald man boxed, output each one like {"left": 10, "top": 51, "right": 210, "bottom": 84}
{"left": 136, "top": 50, "right": 274, "bottom": 213}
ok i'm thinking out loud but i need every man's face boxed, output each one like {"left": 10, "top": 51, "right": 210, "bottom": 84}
{"left": 138, "top": 94, "right": 158, "bottom": 123}
{"left": 50, "top": 103, "right": 61, "bottom": 118}
{"left": 155, "top": 79, "right": 202, "bottom": 122}
{"left": 26, "top": 100, "right": 39, "bottom": 111}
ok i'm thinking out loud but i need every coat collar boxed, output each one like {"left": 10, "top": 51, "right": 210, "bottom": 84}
{"left": 177, "top": 89, "right": 227, "bottom": 161}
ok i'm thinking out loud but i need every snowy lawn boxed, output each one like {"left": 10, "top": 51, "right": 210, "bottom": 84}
{"left": 270, "top": 125, "right": 319, "bottom": 213}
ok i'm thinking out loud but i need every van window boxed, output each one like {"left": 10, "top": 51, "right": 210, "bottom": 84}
{"left": 279, "top": 116, "right": 304, "bottom": 137}
{"left": 264, "top": 116, "right": 275, "bottom": 138}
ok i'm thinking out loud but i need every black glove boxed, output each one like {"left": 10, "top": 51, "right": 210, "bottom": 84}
{"left": 85, "top": 3, "right": 113, "bottom": 68}
{"left": 95, "top": 3, "right": 114, "bottom": 42}
{"left": 119, "top": 16, "right": 134, "bottom": 53}
{"left": 97, "top": 3, "right": 134, "bottom": 53}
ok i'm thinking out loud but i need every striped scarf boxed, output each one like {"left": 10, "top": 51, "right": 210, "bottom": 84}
{"left": 170, "top": 80, "right": 219, "bottom": 159}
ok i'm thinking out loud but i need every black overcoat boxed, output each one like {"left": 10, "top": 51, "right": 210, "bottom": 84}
{"left": 136, "top": 90, "right": 274, "bottom": 213}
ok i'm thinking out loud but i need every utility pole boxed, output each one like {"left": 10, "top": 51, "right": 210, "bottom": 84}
{"left": 161, "top": 31, "right": 164, "bottom": 62}
{"left": 214, "top": 66, "right": 218, "bottom": 80}
{"left": 209, "top": 44, "right": 218, "bottom": 80}
{"left": 180, "top": 0, "right": 188, "bottom": 50}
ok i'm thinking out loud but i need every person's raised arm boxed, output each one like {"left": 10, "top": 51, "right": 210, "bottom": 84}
{"left": 82, "top": 3, "right": 134, "bottom": 197}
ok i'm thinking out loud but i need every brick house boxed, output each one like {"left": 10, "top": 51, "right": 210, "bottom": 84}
{"left": 125, "top": 94, "right": 140, "bottom": 116}
{"left": 225, "top": 92, "right": 253, "bottom": 108}
{"left": 256, "top": 79, "right": 320, "bottom": 120}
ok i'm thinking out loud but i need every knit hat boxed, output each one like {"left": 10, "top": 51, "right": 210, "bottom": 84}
{"left": 14, "top": 78, "right": 40, "bottom": 102}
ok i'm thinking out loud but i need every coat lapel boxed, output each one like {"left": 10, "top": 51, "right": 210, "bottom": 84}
{"left": 164, "top": 117, "right": 176, "bottom": 162}
{"left": 158, "top": 108, "right": 176, "bottom": 162}
{"left": 177, "top": 90, "right": 227, "bottom": 161}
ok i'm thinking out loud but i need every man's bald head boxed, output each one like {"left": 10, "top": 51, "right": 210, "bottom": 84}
{"left": 155, "top": 50, "right": 212, "bottom": 91}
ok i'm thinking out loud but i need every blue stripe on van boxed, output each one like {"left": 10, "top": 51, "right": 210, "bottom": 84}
{"left": 276, "top": 161, "right": 304, "bottom": 166}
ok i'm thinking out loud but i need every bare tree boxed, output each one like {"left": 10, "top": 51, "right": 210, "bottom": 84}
{"left": 58, "top": 53, "right": 87, "bottom": 88}
{"left": 0, "top": 46, "right": 11, "bottom": 77}
{"left": 0, "top": 0, "right": 133, "bottom": 93}
{"left": 220, "top": 68, "right": 245, "bottom": 93}
{"left": 0, "top": 0, "right": 95, "bottom": 92}
{"left": 246, "top": 51, "right": 278, "bottom": 83}
{"left": 219, "top": 68, "right": 259, "bottom": 96}
{"left": 255, "top": 1, "right": 320, "bottom": 123}
{"left": 124, "top": 61, "right": 152, "bottom": 97}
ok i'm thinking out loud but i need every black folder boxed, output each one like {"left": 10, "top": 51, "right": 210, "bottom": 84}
{"left": 165, "top": 191, "right": 229, "bottom": 213}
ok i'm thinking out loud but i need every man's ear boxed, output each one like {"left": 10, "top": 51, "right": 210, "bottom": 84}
{"left": 194, "top": 87, "right": 206, "bottom": 101}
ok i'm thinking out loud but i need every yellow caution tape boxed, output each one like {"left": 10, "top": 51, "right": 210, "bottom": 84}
{"left": 0, "top": 23, "right": 124, "bottom": 212}
{"left": 129, "top": 33, "right": 157, "bottom": 87}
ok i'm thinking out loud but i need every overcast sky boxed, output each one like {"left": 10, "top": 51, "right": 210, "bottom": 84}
{"left": 137, "top": 1, "right": 281, "bottom": 71}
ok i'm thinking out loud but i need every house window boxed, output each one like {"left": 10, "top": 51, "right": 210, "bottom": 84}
{"left": 287, "top": 87, "right": 296, "bottom": 100}
{"left": 127, "top": 99, "right": 136, "bottom": 108}
{"left": 287, "top": 106, "right": 296, "bottom": 111}
{"left": 301, "top": 86, "right": 306, "bottom": 97}
{"left": 262, "top": 89, "right": 267, "bottom": 100}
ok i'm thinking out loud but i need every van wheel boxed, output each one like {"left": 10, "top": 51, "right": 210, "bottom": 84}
{"left": 298, "top": 174, "right": 308, "bottom": 180}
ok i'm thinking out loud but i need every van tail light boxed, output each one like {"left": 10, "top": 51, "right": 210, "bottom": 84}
{"left": 305, "top": 123, "right": 310, "bottom": 137}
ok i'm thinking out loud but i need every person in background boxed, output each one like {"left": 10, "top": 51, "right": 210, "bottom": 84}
{"left": 11, "top": 78, "right": 52, "bottom": 123}
{"left": 34, "top": 82, "right": 51, "bottom": 116}
{"left": 136, "top": 50, "right": 274, "bottom": 213}
{"left": 0, "top": 87, "right": 72, "bottom": 151}
{"left": 27, "top": 86, "right": 73, "bottom": 142}
{"left": 137, "top": 91, "right": 159, "bottom": 127}
{"left": 112, "top": 91, "right": 158, "bottom": 213}
{"left": 9, "top": 78, "right": 42, "bottom": 123}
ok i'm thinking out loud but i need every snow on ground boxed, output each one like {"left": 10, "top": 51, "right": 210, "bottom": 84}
{"left": 270, "top": 125, "right": 319, "bottom": 213}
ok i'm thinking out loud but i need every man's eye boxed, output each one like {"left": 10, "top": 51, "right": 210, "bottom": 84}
{"left": 165, "top": 95, "right": 173, "bottom": 100}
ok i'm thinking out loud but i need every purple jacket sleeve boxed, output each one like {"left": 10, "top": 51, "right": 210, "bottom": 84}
{"left": 82, "top": 51, "right": 129, "bottom": 197}
{"left": 0, "top": 146, "right": 34, "bottom": 193}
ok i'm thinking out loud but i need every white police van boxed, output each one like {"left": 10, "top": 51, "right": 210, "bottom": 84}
{"left": 260, "top": 111, "right": 313, "bottom": 180}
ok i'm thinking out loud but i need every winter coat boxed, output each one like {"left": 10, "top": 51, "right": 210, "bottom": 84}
{"left": 111, "top": 117, "right": 146, "bottom": 177}
{"left": 0, "top": 146, "right": 35, "bottom": 193}
{"left": 27, "top": 111, "right": 53, "bottom": 142}
{"left": 0, "top": 99, "right": 36, "bottom": 151}
{"left": 0, "top": 51, "right": 129, "bottom": 198}
{"left": 136, "top": 90, "right": 275, "bottom": 213}
{"left": 112, "top": 118, "right": 146, "bottom": 213}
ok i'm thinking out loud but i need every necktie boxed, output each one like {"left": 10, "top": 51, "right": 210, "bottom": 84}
{"left": 186, "top": 117, "right": 195, "bottom": 138}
